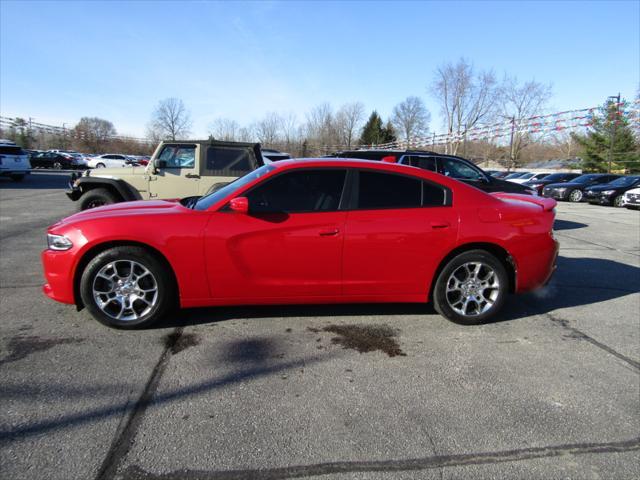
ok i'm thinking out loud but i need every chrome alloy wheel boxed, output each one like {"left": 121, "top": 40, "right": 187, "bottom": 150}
{"left": 445, "top": 262, "right": 500, "bottom": 317}
{"left": 92, "top": 260, "right": 158, "bottom": 321}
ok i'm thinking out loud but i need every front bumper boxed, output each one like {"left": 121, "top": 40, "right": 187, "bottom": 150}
{"left": 542, "top": 188, "right": 568, "bottom": 200}
{"left": 65, "top": 173, "right": 82, "bottom": 200}
{"left": 41, "top": 249, "right": 77, "bottom": 305}
{"left": 623, "top": 194, "right": 640, "bottom": 207}
{"left": 586, "top": 192, "right": 614, "bottom": 205}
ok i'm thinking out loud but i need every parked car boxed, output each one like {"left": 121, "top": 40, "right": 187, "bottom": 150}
{"left": 86, "top": 154, "right": 129, "bottom": 169}
{"left": 522, "top": 172, "right": 581, "bottom": 195}
{"left": 583, "top": 176, "right": 640, "bottom": 207}
{"left": 504, "top": 172, "right": 530, "bottom": 180}
{"left": 0, "top": 141, "right": 31, "bottom": 181}
{"left": 542, "top": 174, "right": 621, "bottom": 202}
{"left": 30, "top": 151, "right": 75, "bottom": 169}
{"left": 622, "top": 187, "right": 640, "bottom": 209}
{"left": 67, "top": 140, "right": 264, "bottom": 210}
{"left": 490, "top": 171, "right": 511, "bottom": 179}
{"left": 326, "top": 150, "right": 535, "bottom": 195}
{"left": 261, "top": 149, "right": 292, "bottom": 162}
{"left": 508, "top": 172, "right": 551, "bottom": 184}
{"left": 43, "top": 159, "right": 559, "bottom": 329}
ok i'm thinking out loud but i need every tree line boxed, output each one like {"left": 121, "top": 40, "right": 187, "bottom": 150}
{"left": 2, "top": 58, "right": 638, "bottom": 171}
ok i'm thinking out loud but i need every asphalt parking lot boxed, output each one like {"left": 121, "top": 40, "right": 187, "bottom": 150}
{"left": 1, "top": 171, "right": 639, "bottom": 480}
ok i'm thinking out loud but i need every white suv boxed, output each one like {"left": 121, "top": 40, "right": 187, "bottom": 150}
{"left": 0, "top": 141, "right": 31, "bottom": 181}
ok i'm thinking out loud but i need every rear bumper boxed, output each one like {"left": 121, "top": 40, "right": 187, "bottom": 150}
{"left": 515, "top": 237, "right": 559, "bottom": 293}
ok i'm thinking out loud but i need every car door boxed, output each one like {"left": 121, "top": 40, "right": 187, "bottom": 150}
{"left": 342, "top": 169, "right": 458, "bottom": 297}
{"left": 147, "top": 144, "right": 200, "bottom": 199}
{"left": 204, "top": 168, "right": 348, "bottom": 299}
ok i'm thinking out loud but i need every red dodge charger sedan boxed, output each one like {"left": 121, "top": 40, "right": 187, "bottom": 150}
{"left": 42, "top": 159, "right": 558, "bottom": 329}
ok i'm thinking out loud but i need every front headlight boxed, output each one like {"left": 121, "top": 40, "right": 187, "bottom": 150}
{"left": 47, "top": 234, "right": 73, "bottom": 251}
{"left": 602, "top": 190, "right": 616, "bottom": 195}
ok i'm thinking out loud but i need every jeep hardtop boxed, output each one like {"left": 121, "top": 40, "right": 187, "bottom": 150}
{"left": 67, "top": 139, "right": 264, "bottom": 210}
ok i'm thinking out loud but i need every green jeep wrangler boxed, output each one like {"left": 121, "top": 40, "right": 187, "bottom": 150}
{"left": 67, "top": 140, "right": 264, "bottom": 210}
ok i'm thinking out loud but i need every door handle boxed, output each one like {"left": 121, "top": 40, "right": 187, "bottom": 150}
{"left": 430, "top": 221, "right": 450, "bottom": 229}
{"left": 319, "top": 228, "right": 340, "bottom": 236}
{"left": 185, "top": 173, "right": 200, "bottom": 179}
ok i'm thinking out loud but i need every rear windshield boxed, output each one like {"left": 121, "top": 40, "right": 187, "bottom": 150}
{"left": 0, "top": 146, "right": 26, "bottom": 155}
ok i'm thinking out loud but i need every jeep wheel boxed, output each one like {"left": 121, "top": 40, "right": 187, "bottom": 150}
{"left": 80, "top": 246, "right": 174, "bottom": 329}
{"left": 79, "top": 188, "right": 118, "bottom": 210}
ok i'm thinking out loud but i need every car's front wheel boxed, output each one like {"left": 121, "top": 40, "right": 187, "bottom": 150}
{"left": 79, "top": 188, "right": 118, "bottom": 210}
{"left": 80, "top": 246, "right": 175, "bottom": 329}
{"left": 613, "top": 195, "right": 625, "bottom": 207}
{"left": 568, "top": 189, "right": 583, "bottom": 202}
{"left": 96, "top": 163, "right": 106, "bottom": 168}
{"left": 433, "top": 250, "right": 508, "bottom": 325}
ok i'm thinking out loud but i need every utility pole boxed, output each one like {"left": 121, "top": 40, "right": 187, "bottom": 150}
{"left": 508, "top": 116, "right": 516, "bottom": 171}
{"left": 607, "top": 93, "right": 621, "bottom": 173}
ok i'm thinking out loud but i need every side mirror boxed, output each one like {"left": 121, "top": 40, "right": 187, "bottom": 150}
{"left": 229, "top": 197, "right": 249, "bottom": 214}
{"left": 156, "top": 159, "right": 167, "bottom": 169}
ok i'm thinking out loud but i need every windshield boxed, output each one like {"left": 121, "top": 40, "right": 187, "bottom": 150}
{"left": 505, "top": 172, "right": 526, "bottom": 179}
{"left": 518, "top": 173, "right": 534, "bottom": 179}
{"left": 572, "top": 174, "right": 602, "bottom": 184}
{"left": 194, "top": 164, "right": 276, "bottom": 211}
{"left": 543, "top": 173, "right": 573, "bottom": 182}
{"left": 608, "top": 176, "right": 639, "bottom": 187}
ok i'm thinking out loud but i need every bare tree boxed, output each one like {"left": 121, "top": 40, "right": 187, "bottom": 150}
{"left": 279, "top": 111, "right": 299, "bottom": 150}
{"left": 305, "top": 103, "right": 338, "bottom": 151}
{"left": 254, "top": 112, "right": 282, "bottom": 146}
{"left": 391, "top": 96, "right": 430, "bottom": 146}
{"left": 499, "top": 76, "right": 552, "bottom": 168}
{"left": 237, "top": 126, "right": 255, "bottom": 143}
{"left": 335, "top": 102, "right": 365, "bottom": 148}
{"left": 430, "top": 58, "right": 498, "bottom": 154}
{"left": 74, "top": 117, "right": 116, "bottom": 153}
{"left": 149, "top": 98, "right": 192, "bottom": 141}
{"left": 210, "top": 118, "right": 240, "bottom": 141}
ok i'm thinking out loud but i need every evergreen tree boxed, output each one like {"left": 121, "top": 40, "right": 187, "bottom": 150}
{"left": 359, "top": 111, "right": 384, "bottom": 145}
{"left": 381, "top": 120, "right": 397, "bottom": 144}
{"left": 571, "top": 98, "right": 639, "bottom": 172}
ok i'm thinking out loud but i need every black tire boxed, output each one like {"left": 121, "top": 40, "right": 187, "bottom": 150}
{"left": 96, "top": 163, "right": 106, "bottom": 168}
{"left": 433, "top": 250, "right": 509, "bottom": 325}
{"left": 613, "top": 195, "right": 625, "bottom": 208}
{"left": 79, "top": 188, "right": 119, "bottom": 210}
{"left": 568, "top": 189, "right": 583, "bottom": 202}
{"left": 10, "top": 174, "right": 25, "bottom": 182}
{"left": 80, "top": 246, "right": 175, "bottom": 329}
{"left": 53, "top": 161, "right": 63, "bottom": 170}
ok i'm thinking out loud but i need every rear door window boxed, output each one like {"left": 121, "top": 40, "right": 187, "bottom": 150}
{"left": 356, "top": 170, "right": 448, "bottom": 209}
{"left": 403, "top": 155, "right": 437, "bottom": 172}
{"left": 204, "top": 147, "right": 254, "bottom": 176}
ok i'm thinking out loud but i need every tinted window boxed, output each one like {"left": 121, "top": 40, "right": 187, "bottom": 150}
{"left": 194, "top": 165, "right": 276, "bottom": 211}
{"left": 206, "top": 147, "right": 252, "bottom": 172}
{"left": 358, "top": 171, "right": 422, "bottom": 209}
{"left": 158, "top": 145, "right": 196, "bottom": 168}
{"left": 422, "top": 182, "right": 446, "bottom": 206}
{"left": 404, "top": 155, "right": 437, "bottom": 171}
{"left": 439, "top": 158, "right": 484, "bottom": 181}
{"left": 0, "top": 146, "right": 25, "bottom": 155}
{"left": 247, "top": 169, "right": 346, "bottom": 213}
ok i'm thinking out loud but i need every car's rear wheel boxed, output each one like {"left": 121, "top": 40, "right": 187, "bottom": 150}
{"left": 433, "top": 250, "right": 508, "bottom": 325}
{"left": 96, "top": 163, "right": 106, "bottom": 168}
{"left": 80, "top": 246, "right": 174, "bottom": 329}
{"left": 613, "top": 195, "right": 625, "bottom": 207}
{"left": 568, "top": 189, "right": 583, "bottom": 202}
{"left": 79, "top": 188, "right": 118, "bottom": 210}
{"left": 10, "top": 174, "right": 25, "bottom": 182}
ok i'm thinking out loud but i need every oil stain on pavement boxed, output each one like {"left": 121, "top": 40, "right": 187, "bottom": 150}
{"left": 311, "top": 324, "right": 406, "bottom": 357}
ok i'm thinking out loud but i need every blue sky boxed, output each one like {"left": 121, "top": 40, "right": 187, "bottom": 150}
{"left": 1, "top": 0, "right": 638, "bottom": 137}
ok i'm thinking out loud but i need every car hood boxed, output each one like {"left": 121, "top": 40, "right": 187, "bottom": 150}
{"left": 51, "top": 200, "right": 185, "bottom": 228}
{"left": 88, "top": 166, "right": 148, "bottom": 177}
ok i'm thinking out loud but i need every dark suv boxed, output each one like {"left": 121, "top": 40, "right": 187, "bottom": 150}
{"left": 326, "top": 150, "right": 535, "bottom": 195}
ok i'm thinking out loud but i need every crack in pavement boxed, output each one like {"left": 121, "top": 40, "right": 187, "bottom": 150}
{"left": 119, "top": 437, "right": 640, "bottom": 479}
